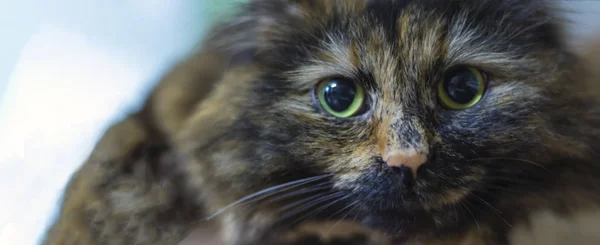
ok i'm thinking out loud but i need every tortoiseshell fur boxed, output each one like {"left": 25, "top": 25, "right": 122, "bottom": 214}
{"left": 43, "top": 1, "right": 600, "bottom": 245}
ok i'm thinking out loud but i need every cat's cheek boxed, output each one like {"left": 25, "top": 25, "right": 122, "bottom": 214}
{"left": 332, "top": 172, "right": 363, "bottom": 189}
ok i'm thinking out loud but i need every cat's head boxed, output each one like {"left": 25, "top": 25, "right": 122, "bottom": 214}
{"left": 178, "top": 0, "right": 595, "bottom": 239}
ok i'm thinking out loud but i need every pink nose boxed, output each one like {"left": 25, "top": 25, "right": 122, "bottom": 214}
{"left": 385, "top": 150, "right": 427, "bottom": 178}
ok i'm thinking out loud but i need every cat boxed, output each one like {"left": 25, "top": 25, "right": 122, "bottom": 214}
{"left": 41, "top": 0, "right": 600, "bottom": 245}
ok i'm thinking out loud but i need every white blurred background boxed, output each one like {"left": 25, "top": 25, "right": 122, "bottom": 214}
{"left": 0, "top": 1, "right": 598, "bottom": 245}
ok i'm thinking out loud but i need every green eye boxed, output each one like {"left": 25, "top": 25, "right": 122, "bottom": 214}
{"left": 316, "top": 77, "right": 365, "bottom": 118}
{"left": 438, "top": 67, "right": 487, "bottom": 110}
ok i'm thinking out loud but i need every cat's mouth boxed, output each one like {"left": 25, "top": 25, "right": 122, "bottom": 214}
{"left": 335, "top": 165, "right": 425, "bottom": 209}
{"left": 329, "top": 159, "right": 480, "bottom": 235}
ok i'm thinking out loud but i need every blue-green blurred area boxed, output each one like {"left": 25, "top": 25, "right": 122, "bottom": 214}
{"left": 0, "top": 1, "right": 598, "bottom": 245}
{"left": 0, "top": 1, "right": 247, "bottom": 244}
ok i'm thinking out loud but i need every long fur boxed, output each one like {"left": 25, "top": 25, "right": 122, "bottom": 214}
{"left": 43, "top": 1, "right": 600, "bottom": 245}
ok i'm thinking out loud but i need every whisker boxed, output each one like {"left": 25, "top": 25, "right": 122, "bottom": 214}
{"left": 483, "top": 184, "right": 548, "bottom": 194}
{"left": 480, "top": 173, "right": 543, "bottom": 181}
{"left": 476, "top": 174, "right": 549, "bottom": 193}
{"left": 277, "top": 192, "right": 333, "bottom": 213}
{"left": 205, "top": 174, "right": 332, "bottom": 220}
{"left": 351, "top": 204, "right": 363, "bottom": 223}
{"left": 290, "top": 193, "right": 352, "bottom": 226}
{"left": 482, "top": 177, "right": 549, "bottom": 190}
{"left": 325, "top": 199, "right": 359, "bottom": 221}
{"left": 453, "top": 203, "right": 459, "bottom": 223}
{"left": 275, "top": 192, "right": 344, "bottom": 225}
{"left": 258, "top": 182, "right": 332, "bottom": 206}
{"left": 468, "top": 193, "right": 512, "bottom": 228}
{"left": 460, "top": 201, "right": 480, "bottom": 230}
{"left": 239, "top": 183, "right": 333, "bottom": 216}
{"left": 327, "top": 201, "right": 360, "bottom": 233}
{"left": 466, "top": 158, "right": 550, "bottom": 172}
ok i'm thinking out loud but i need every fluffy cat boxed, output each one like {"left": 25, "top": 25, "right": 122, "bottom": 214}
{"left": 42, "top": 0, "right": 600, "bottom": 245}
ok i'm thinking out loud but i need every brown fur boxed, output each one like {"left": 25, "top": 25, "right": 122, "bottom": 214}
{"left": 43, "top": 1, "right": 600, "bottom": 245}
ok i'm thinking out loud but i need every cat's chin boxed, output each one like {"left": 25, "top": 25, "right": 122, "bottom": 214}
{"left": 340, "top": 166, "right": 452, "bottom": 211}
{"left": 337, "top": 168, "right": 471, "bottom": 238}
{"left": 355, "top": 203, "right": 464, "bottom": 240}
{"left": 359, "top": 206, "right": 421, "bottom": 230}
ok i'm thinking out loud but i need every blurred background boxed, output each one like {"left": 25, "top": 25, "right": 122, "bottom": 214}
{"left": 0, "top": 1, "right": 599, "bottom": 244}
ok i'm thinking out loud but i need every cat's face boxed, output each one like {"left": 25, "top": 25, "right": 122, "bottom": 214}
{"left": 182, "top": 0, "right": 583, "bottom": 239}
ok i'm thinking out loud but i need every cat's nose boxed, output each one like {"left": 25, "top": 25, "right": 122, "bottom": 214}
{"left": 385, "top": 150, "right": 427, "bottom": 179}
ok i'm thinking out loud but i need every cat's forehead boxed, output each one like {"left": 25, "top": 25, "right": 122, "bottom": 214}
{"left": 259, "top": 0, "right": 561, "bottom": 88}
{"left": 287, "top": 3, "right": 447, "bottom": 90}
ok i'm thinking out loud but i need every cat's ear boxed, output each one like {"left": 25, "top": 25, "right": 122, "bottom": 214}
{"left": 476, "top": 0, "right": 568, "bottom": 49}
{"left": 249, "top": 0, "right": 367, "bottom": 23}
{"left": 199, "top": 0, "right": 306, "bottom": 62}
{"left": 203, "top": 0, "right": 366, "bottom": 59}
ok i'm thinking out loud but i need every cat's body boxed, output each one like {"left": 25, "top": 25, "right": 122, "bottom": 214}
{"left": 42, "top": 1, "right": 600, "bottom": 245}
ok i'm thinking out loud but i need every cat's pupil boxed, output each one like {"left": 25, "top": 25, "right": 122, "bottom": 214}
{"left": 322, "top": 79, "right": 357, "bottom": 112}
{"left": 444, "top": 69, "right": 480, "bottom": 104}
